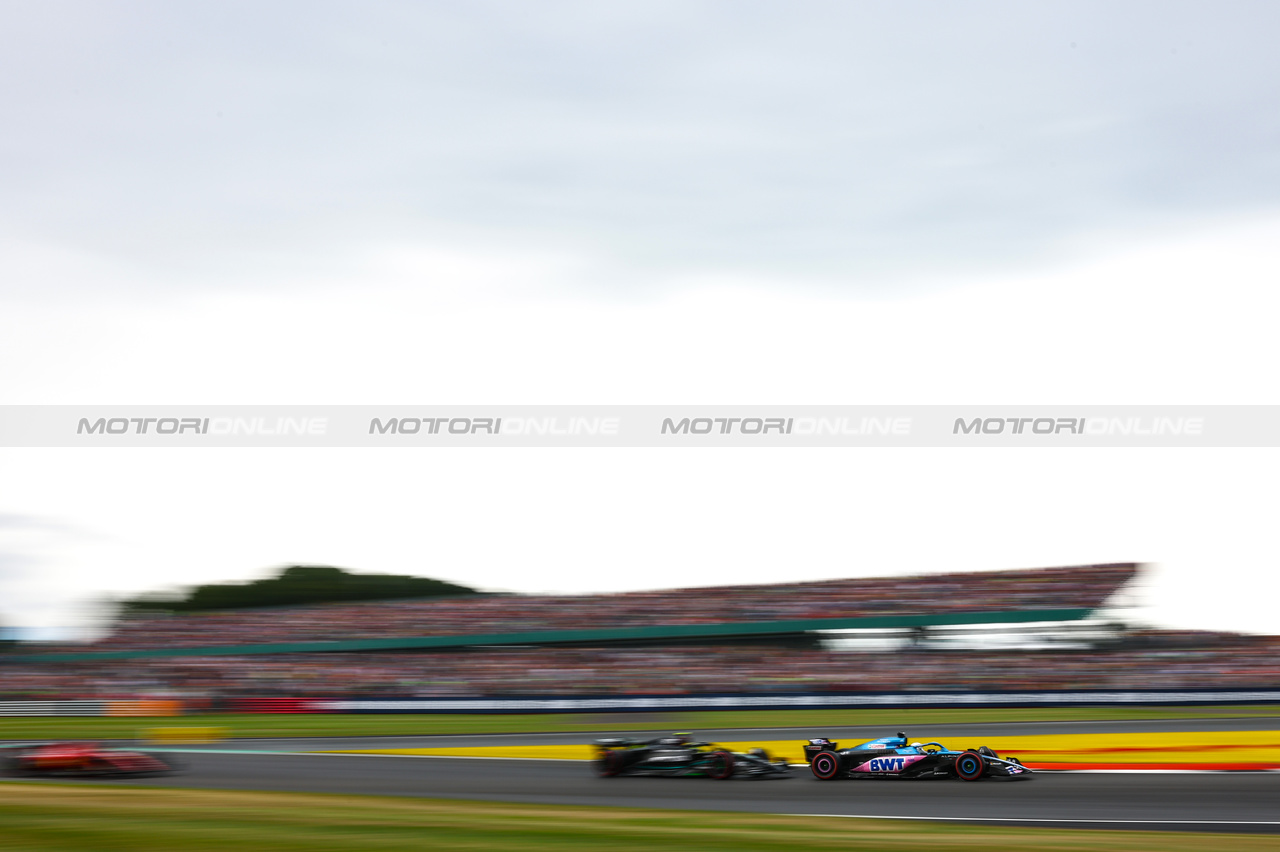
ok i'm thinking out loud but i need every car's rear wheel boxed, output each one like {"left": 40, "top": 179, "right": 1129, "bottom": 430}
{"left": 705, "top": 749, "right": 734, "bottom": 780}
{"left": 955, "top": 751, "right": 985, "bottom": 781}
{"left": 810, "top": 750, "right": 842, "bottom": 780}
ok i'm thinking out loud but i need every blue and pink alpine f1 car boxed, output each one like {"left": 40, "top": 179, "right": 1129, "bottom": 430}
{"left": 802, "top": 732, "right": 1032, "bottom": 781}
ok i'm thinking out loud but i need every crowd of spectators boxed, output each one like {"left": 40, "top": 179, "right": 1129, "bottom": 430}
{"left": 4, "top": 563, "right": 1179, "bottom": 702}
{"left": 5, "top": 631, "right": 1277, "bottom": 701}
{"left": 89, "top": 564, "right": 1138, "bottom": 652}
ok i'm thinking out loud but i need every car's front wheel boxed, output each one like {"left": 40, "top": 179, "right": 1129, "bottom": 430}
{"left": 954, "top": 751, "right": 985, "bottom": 781}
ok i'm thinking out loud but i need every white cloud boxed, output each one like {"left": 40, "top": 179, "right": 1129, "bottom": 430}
{"left": 2, "top": 2, "right": 1278, "bottom": 291}
{"left": 2, "top": 212, "right": 1277, "bottom": 404}
{"left": 2, "top": 2, "right": 1278, "bottom": 639}
{"left": 0, "top": 447, "right": 1276, "bottom": 637}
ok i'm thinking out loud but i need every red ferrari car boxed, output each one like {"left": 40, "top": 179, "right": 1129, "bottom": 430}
{"left": 4, "top": 742, "right": 177, "bottom": 777}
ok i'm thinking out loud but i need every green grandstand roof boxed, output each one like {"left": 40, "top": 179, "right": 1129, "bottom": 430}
{"left": 2, "top": 608, "right": 1094, "bottom": 663}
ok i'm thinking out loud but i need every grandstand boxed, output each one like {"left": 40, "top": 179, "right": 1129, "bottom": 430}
{"left": 25, "top": 562, "right": 1137, "bottom": 661}
{"left": 5, "top": 562, "right": 1222, "bottom": 706}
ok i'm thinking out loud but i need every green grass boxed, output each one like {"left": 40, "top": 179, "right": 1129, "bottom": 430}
{"left": 2, "top": 784, "right": 1278, "bottom": 852}
{"left": 2, "top": 706, "right": 1279, "bottom": 741}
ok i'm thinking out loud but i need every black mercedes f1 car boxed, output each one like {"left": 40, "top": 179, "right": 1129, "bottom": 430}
{"left": 3, "top": 742, "right": 179, "bottom": 778}
{"left": 802, "top": 732, "right": 1031, "bottom": 781}
{"left": 595, "top": 733, "right": 790, "bottom": 779}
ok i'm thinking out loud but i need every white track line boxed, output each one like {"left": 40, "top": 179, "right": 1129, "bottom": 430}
{"left": 782, "top": 813, "right": 1280, "bottom": 826}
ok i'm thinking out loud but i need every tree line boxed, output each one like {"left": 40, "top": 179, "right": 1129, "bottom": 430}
{"left": 121, "top": 565, "right": 481, "bottom": 613}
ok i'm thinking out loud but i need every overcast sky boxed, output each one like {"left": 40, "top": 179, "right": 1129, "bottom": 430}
{"left": 1, "top": 2, "right": 1278, "bottom": 638}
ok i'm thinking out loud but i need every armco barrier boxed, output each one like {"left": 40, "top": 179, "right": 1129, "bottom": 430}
{"left": 0, "top": 700, "right": 107, "bottom": 716}
{"left": 0, "top": 700, "right": 179, "bottom": 717}
{"left": 309, "top": 689, "right": 1280, "bottom": 714}
{"left": 228, "top": 697, "right": 319, "bottom": 714}
{"left": 105, "top": 699, "right": 182, "bottom": 717}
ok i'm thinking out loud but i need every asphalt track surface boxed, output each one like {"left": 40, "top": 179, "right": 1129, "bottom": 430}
{"left": 7, "top": 751, "right": 1280, "bottom": 834}
{"left": 5, "top": 721, "right": 1280, "bottom": 834}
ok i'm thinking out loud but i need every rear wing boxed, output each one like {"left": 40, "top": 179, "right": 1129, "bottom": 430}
{"left": 594, "top": 737, "right": 636, "bottom": 749}
{"left": 802, "top": 738, "right": 839, "bottom": 763}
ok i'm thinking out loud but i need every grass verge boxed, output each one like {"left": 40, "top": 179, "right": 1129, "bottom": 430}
{"left": 2, "top": 706, "right": 1278, "bottom": 742}
{"left": 2, "top": 784, "right": 1278, "bottom": 852}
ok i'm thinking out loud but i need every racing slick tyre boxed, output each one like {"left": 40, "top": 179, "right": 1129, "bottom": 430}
{"left": 84, "top": 758, "right": 115, "bottom": 776}
{"left": 955, "top": 750, "right": 985, "bottom": 781}
{"left": 597, "top": 749, "right": 623, "bottom": 778}
{"left": 706, "top": 749, "right": 735, "bottom": 780}
{"left": 809, "top": 750, "right": 842, "bottom": 780}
